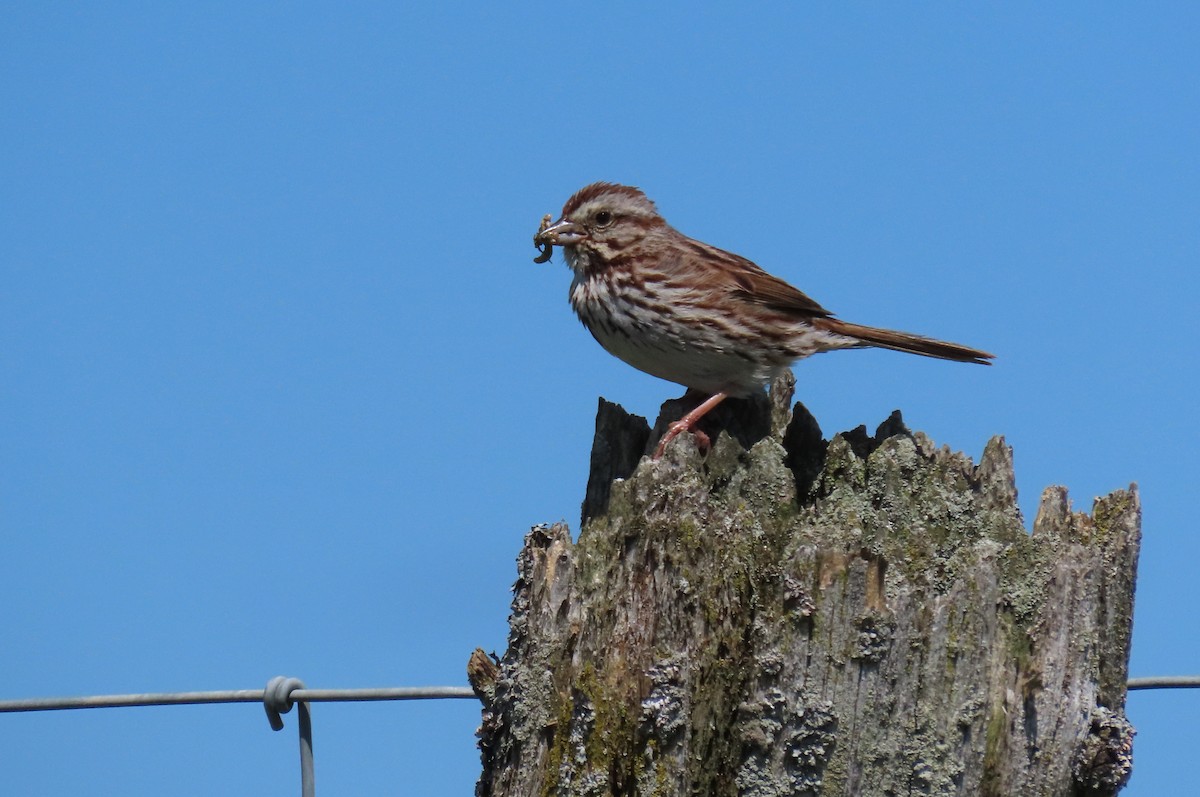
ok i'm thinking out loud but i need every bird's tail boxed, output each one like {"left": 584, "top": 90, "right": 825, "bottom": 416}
{"left": 815, "top": 318, "right": 993, "bottom": 365}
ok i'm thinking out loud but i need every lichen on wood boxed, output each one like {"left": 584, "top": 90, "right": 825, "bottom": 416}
{"left": 475, "top": 376, "right": 1140, "bottom": 796}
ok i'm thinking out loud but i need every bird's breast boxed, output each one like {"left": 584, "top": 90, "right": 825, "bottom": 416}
{"left": 567, "top": 272, "right": 783, "bottom": 395}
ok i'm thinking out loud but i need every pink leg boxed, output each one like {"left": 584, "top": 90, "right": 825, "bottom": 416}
{"left": 653, "top": 391, "right": 730, "bottom": 459}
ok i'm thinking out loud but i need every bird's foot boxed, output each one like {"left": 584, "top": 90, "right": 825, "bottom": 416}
{"left": 653, "top": 421, "right": 711, "bottom": 459}
{"left": 652, "top": 391, "right": 729, "bottom": 459}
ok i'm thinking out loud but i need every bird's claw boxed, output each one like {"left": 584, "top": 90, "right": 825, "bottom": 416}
{"left": 652, "top": 421, "right": 711, "bottom": 459}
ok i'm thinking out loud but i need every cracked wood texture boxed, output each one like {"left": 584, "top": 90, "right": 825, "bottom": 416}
{"left": 475, "top": 377, "right": 1140, "bottom": 797}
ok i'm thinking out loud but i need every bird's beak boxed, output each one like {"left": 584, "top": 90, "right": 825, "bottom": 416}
{"left": 535, "top": 218, "right": 584, "bottom": 246}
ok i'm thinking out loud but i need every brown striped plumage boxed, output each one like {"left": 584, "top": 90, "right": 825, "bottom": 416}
{"left": 534, "top": 182, "right": 992, "bottom": 457}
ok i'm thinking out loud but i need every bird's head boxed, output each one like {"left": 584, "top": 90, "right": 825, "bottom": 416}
{"left": 534, "top": 182, "right": 667, "bottom": 272}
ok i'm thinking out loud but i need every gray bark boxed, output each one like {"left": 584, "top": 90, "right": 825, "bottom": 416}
{"left": 474, "top": 376, "right": 1139, "bottom": 796}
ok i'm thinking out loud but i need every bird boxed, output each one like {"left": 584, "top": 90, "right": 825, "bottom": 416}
{"left": 533, "top": 182, "right": 992, "bottom": 458}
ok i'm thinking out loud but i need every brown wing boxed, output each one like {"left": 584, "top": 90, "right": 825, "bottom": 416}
{"left": 689, "top": 237, "right": 833, "bottom": 318}
{"left": 680, "top": 236, "right": 994, "bottom": 365}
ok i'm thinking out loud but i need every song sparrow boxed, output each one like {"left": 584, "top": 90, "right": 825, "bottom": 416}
{"left": 534, "top": 182, "right": 992, "bottom": 458}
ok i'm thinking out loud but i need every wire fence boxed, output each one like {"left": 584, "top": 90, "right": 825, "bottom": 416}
{"left": 1126, "top": 676, "right": 1200, "bottom": 690}
{"left": 0, "top": 682, "right": 476, "bottom": 713}
{"left": 1, "top": 675, "right": 1194, "bottom": 796}
{"left": 0, "top": 677, "right": 476, "bottom": 797}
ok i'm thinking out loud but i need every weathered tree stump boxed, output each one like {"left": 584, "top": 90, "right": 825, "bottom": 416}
{"left": 474, "top": 377, "right": 1139, "bottom": 796}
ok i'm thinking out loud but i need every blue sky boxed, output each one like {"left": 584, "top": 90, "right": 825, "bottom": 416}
{"left": 2, "top": 3, "right": 1196, "bottom": 794}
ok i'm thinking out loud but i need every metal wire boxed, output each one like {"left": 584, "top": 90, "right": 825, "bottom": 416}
{"left": 0, "top": 685, "right": 475, "bottom": 713}
{"left": 1127, "top": 676, "right": 1200, "bottom": 690}
{"left": 0, "top": 680, "right": 477, "bottom": 797}
{"left": 9, "top": 678, "right": 1197, "bottom": 711}
{"left": 2, "top": 676, "right": 1196, "bottom": 796}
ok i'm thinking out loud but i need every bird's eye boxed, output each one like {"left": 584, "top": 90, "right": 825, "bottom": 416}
{"left": 595, "top": 210, "right": 614, "bottom": 227}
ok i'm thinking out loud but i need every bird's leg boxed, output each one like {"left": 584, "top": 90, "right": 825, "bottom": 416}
{"left": 653, "top": 391, "right": 730, "bottom": 459}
